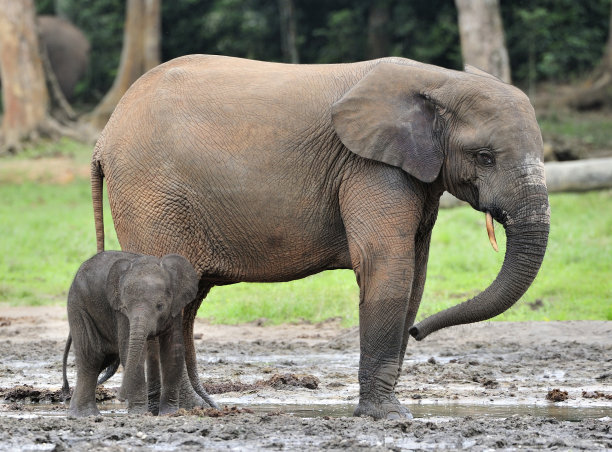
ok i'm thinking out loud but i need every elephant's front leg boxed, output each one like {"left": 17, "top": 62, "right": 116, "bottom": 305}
{"left": 353, "top": 254, "right": 415, "bottom": 420}
{"left": 158, "top": 315, "right": 185, "bottom": 415}
{"left": 396, "top": 222, "right": 435, "bottom": 383}
{"left": 340, "top": 168, "right": 420, "bottom": 420}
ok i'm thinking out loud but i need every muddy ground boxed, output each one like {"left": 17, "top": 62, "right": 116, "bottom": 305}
{"left": 0, "top": 306, "right": 610, "bottom": 451}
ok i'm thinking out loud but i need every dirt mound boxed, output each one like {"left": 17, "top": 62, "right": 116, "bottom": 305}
{"left": 0, "top": 384, "right": 115, "bottom": 404}
{"left": 204, "top": 373, "right": 319, "bottom": 394}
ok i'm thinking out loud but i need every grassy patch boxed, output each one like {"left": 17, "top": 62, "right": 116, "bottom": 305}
{"left": 202, "top": 190, "right": 612, "bottom": 324}
{"left": 0, "top": 182, "right": 119, "bottom": 305}
{"left": 1, "top": 178, "right": 609, "bottom": 323}
{"left": 6, "top": 137, "right": 93, "bottom": 162}
{"left": 538, "top": 110, "right": 612, "bottom": 151}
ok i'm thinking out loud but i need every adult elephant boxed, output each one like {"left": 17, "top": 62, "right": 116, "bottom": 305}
{"left": 37, "top": 15, "right": 90, "bottom": 101}
{"left": 91, "top": 55, "right": 550, "bottom": 420}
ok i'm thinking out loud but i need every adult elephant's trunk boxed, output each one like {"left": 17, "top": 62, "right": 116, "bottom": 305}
{"left": 410, "top": 188, "right": 550, "bottom": 341}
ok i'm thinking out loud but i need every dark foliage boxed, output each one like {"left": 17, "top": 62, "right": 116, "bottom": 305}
{"left": 34, "top": 0, "right": 611, "bottom": 107}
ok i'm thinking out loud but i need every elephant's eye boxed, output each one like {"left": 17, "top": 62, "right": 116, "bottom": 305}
{"left": 476, "top": 150, "right": 495, "bottom": 167}
{"left": 156, "top": 302, "right": 164, "bottom": 312}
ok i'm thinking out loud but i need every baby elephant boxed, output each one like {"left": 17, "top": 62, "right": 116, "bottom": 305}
{"left": 62, "top": 251, "right": 198, "bottom": 417}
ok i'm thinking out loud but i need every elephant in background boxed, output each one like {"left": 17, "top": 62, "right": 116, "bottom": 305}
{"left": 91, "top": 55, "right": 550, "bottom": 419}
{"left": 37, "top": 15, "right": 90, "bottom": 100}
{"left": 62, "top": 251, "right": 199, "bottom": 417}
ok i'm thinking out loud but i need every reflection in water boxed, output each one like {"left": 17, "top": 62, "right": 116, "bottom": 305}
{"left": 243, "top": 403, "right": 612, "bottom": 421}
{"left": 6, "top": 402, "right": 610, "bottom": 422}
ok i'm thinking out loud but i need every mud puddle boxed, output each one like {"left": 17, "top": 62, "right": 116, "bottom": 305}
{"left": 0, "top": 308, "right": 610, "bottom": 450}
{"left": 3, "top": 401, "right": 610, "bottom": 421}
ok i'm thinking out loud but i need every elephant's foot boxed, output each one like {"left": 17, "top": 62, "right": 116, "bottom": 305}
{"left": 178, "top": 372, "right": 216, "bottom": 409}
{"left": 354, "top": 392, "right": 413, "bottom": 420}
{"left": 158, "top": 403, "right": 179, "bottom": 416}
{"left": 68, "top": 404, "right": 100, "bottom": 418}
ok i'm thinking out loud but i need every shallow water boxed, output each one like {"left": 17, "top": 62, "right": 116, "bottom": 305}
{"left": 248, "top": 403, "right": 612, "bottom": 421}
{"left": 4, "top": 401, "right": 610, "bottom": 422}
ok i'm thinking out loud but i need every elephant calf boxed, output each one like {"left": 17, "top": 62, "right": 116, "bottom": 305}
{"left": 62, "top": 251, "right": 199, "bottom": 417}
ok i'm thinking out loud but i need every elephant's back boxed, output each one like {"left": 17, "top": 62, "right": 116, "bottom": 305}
{"left": 93, "top": 55, "right": 368, "bottom": 280}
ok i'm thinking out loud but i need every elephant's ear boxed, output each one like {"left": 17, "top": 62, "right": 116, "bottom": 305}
{"left": 160, "top": 254, "right": 199, "bottom": 318}
{"left": 331, "top": 62, "right": 446, "bottom": 183}
{"left": 107, "top": 259, "right": 133, "bottom": 312}
{"left": 464, "top": 64, "right": 502, "bottom": 82}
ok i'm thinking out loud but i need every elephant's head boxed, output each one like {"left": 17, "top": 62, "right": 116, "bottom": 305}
{"left": 332, "top": 61, "right": 550, "bottom": 340}
{"left": 107, "top": 254, "right": 199, "bottom": 395}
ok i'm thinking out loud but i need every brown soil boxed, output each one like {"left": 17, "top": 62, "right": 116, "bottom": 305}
{"left": 0, "top": 306, "right": 610, "bottom": 451}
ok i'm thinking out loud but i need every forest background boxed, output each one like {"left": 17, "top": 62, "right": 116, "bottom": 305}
{"left": 36, "top": 0, "right": 611, "bottom": 107}
{"left": 0, "top": 0, "right": 610, "bottom": 325}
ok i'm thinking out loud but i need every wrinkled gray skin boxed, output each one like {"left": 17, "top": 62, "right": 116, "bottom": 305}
{"left": 92, "top": 55, "right": 550, "bottom": 420}
{"left": 37, "top": 15, "right": 90, "bottom": 100}
{"left": 62, "top": 251, "right": 198, "bottom": 417}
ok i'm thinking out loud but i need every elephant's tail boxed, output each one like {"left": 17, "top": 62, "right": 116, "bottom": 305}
{"left": 61, "top": 334, "right": 72, "bottom": 401}
{"left": 97, "top": 358, "right": 120, "bottom": 386}
{"left": 91, "top": 160, "right": 105, "bottom": 253}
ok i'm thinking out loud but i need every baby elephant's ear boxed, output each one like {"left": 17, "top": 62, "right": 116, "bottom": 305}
{"left": 160, "top": 254, "right": 199, "bottom": 318}
{"left": 107, "top": 259, "right": 133, "bottom": 312}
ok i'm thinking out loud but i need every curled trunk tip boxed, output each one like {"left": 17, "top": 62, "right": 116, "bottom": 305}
{"left": 408, "top": 325, "right": 425, "bottom": 341}
{"left": 411, "top": 213, "right": 549, "bottom": 341}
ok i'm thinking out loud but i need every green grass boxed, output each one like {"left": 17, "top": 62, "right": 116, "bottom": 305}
{"left": 203, "top": 190, "right": 612, "bottom": 324}
{"left": 538, "top": 110, "right": 612, "bottom": 150}
{"left": 0, "top": 182, "right": 119, "bottom": 305}
{"left": 1, "top": 137, "right": 93, "bottom": 163}
{"left": 1, "top": 177, "right": 610, "bottom": 323}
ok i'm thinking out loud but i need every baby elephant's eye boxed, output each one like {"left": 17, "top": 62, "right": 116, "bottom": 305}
{"left": 156, "top": 302, "right": 165, "bottom": 312}
{"left": 476, "top": 150, "right": 495, "bottom": 167}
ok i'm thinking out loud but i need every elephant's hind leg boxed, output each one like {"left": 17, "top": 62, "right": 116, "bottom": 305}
{"left": 180, "top": 284, "right": 218, "bottom": 409}
{"left": 69, "top": 361, "right": 102, "bottom": 417}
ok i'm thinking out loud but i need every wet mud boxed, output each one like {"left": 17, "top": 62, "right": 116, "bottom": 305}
{"left": 0, "top": 306, "right": 610, "bottom": 450}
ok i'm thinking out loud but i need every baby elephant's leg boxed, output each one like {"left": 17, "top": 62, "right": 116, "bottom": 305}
{"left": 69, "top": 366, "right": 100, "bottom": 417}
{"left": 158, "top": 316, "right": 184, "bottom": 415}
{"left": 68, "top": 313, "right": 105, "bottom": 417}
{"left": 125, "top": 357, "right": 148, "bottom": 414}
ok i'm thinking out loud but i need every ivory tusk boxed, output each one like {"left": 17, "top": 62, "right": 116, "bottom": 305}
{"left": 486, "top": 212, "right": 499, "bottom": 252}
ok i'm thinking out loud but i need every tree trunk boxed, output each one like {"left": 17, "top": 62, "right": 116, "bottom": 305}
{"left": 0, "top": 0, "right": 49, "bottom": 153}
{"left": 88, "top": 0, "right": 161, "bottom": 130}
{"left": 143, "top": 0, "right": 162, "bottom": 72}
{"left": 278, "top": 0, "right": 299, "bottom": 63}
{"left": 455, "top": 0, "right": 511, "bottom": 83}
{"left": 367, "top": 1, "right": 391, "bottom": 59}
{"left": 566, "top": 3, "right": 612, "bottom": 110}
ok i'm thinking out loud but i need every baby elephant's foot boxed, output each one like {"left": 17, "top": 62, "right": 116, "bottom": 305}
{"left": 158, "top": 402, "right": 180, "bottom": 416}
{"left": 354, "top": 393, "right": 413, "bottom": 420}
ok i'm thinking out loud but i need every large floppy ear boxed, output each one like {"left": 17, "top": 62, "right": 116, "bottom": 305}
{"left": 464, "top": 64, "right": 502, "bottom": 82}
{"left": 107, "top": 259, "right": 133, "bottom": 312}
{"left": 331, "top": 62, "right": 446, "bottom": 183}
{"left": 160, "top": 254, "right": 199, "bottom": 318}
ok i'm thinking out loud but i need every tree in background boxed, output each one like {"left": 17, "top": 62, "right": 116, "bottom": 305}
{"left": 455, "top": 0, "right": 511, "bottom": 82}
{"left": 278, "top": 0, "right": 299, "bottom": 63}
{"left": 567, "top": 2, "right": 612, "bottom": 110}
{"left": 367, "top": 0, "right": 391, "bottom": 59}
{"left": 87, "top": 0, "right": 160, "bottom": 130}
{"left": 0, "top": 0, "right": 51, "bottom": 153}
{"left": 30, "top": 0, "right": 612, "bottom": 114}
